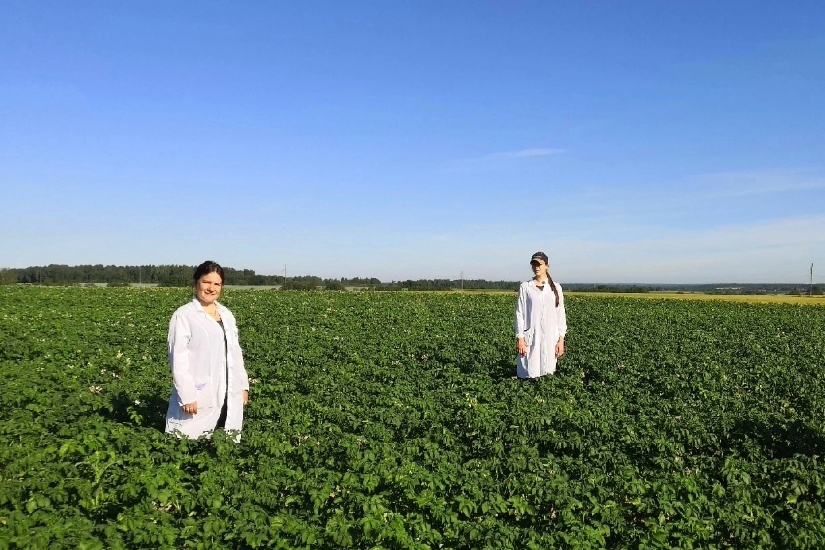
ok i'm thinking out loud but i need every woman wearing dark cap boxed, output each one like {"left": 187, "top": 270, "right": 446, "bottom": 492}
{"left": 514, "top": 252, "right": 567, "bottom": 379}
{"left": 165, "top": 261, "right": 250, "bottom": 439}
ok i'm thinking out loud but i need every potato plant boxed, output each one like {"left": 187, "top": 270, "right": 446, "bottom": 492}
{"left": 1, "top": 287, "right": 824, "bottom": 549}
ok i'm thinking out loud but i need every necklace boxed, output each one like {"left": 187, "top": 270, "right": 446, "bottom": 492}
{"left": 204, "top": 303, "right": 220, "bottom": 319}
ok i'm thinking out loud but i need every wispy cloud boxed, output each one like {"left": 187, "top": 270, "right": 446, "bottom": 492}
{"left": 550, "top": 214, "right": 825, "bottom": 283}
{"left": 544, "top": 169, "right": 825, "bottom": 225}
{"left": 697, "top": 170, "right": 825, "bottom": 198}
{"left": 488, "top": 148, "right": 566, "bottom": 159}
{"left": 326, "top": 214, "right": 825, "bottom": 283}
{"left": 454, "top": 147, "right": 566, "bottom": 164}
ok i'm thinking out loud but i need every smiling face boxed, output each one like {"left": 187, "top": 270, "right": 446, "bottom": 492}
{"left": 195, "top": 271, "right": 223, "bottom": 306}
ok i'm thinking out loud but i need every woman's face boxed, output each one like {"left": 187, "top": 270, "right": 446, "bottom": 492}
{"left": 531, "top": 259, "right": 549, "bottom": 279}
{"left": 195, "top": 271, "right": 223, "bottom": 305}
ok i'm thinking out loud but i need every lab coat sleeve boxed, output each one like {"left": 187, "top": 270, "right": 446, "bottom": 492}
{"left": 556, "top": 283, "right": 567, "bottom": 340}
{"left": 514, "top": 283, "right": 528, "bottom": 338}
{"left": 223, "top": 309, "right": 249, "bottom": 392}
{"left": 238, "top": 344, "right": 249, "bottom": 392}
{"left": 233, "top": 318, "right": 250, "bottom": 392}
{"left": 168, "top": 311, "right": 198, "bottom": 406}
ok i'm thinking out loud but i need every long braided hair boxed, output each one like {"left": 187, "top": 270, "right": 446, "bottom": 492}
{"left": 547, "top": 275, "right": 560, "bottom": 308}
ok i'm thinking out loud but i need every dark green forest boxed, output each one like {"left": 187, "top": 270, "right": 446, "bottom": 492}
{"left": 0, "top": 264, "right": 520, "bottom": 290}
{"left": 0, "top": 264, "right": 820, "bottom": 294}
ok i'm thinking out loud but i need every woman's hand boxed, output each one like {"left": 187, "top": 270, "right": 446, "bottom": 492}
{"left": 182, "top": 401, "right": 198, "bottom": 414}
{"left": 242, "top": 390, "right": 249, "bottom": 405}
{"left": 517, "top": 337, "right": 527, "bottom": 356}
{"left": 556, "top": 338, "right": 565, "bottom": 358}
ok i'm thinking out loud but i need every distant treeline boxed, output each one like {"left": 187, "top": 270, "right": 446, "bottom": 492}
{"left": 0, "top": 264, "right": 820, "bottom": 294}
{"left": 0, "top": 264, "right": 520, "bottom": 290}
{"left": 2, "top": 264, "right": 280, "bottom": 286}
{"left": 0, "top": 264, "right": 377, "bottom": 288}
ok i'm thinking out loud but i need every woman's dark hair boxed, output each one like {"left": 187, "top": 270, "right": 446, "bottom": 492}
{"left": 193, "top": 260, "right": 225, "bottom": 284}
{"left": 547, "top": 275, "right": 560, "bottom": 308}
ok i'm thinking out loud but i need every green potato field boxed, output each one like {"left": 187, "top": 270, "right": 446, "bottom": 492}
{"left": 1, "top": 286, "right": 825, "bottom": 549}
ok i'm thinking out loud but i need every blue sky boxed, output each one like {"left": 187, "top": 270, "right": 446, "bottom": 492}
{"left": 2, "top": 1, "right": 824, "bottom": 283}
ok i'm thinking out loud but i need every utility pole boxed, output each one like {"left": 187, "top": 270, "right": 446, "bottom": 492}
{"left": 810, "top": 263, "right": 814, "bottom": 296}
{"left": 283, "top": 264, "right": 287, "bottom": 285}
{"left": 460, "top": 270, "right": 464, "bottom": 291}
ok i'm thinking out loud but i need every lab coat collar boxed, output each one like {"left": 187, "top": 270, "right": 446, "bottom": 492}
{"left": 530, "top": 279, "right": 550, "bottom": 291}
{"left": 191, "top": 296, "right": 223, "bottom": 314}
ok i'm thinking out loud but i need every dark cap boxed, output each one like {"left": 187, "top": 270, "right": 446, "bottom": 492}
{"left": 530, "top": 251, "right": 549, "bottom": 265}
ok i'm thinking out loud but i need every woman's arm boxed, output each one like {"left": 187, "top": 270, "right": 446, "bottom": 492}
{"left": 168, "top": 312, "right": 198, "bottom": 409}
{"left": 555, "top": 284, "right": 567, "bottom": 357}
{"left": 224, "top": 309, "right": 250, "bottom": 405}
{"left": 515, "top": 283, "right": 528, "bottom": 356}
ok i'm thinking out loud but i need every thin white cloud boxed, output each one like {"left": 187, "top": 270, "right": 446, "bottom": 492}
{"left": 697, "top": 170, "right": 825, "bottom": 199}
{"left": 546, "top": 169, "right": 825, "bottom": 225}
{"left": 491, "top": 148, "right": 567, "bottom": 159}
{"left": 454, "top": 147, "right": 566, "bottom": 164}
{"left": 551, "top": 215, "right": 825, "bottom": 283}
{"left": 356, "top": 214, "right": 825, "bottom": 283}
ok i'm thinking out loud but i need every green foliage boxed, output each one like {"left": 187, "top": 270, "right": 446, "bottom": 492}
{"left": 9, "top": 264, "right": 283, "bottom": 286}
{"left": 2, "top": 287, "right": 825, "bottom": 549}
{"left": 281, "top": 278, "right": 321, "bottom": 290}
{"left": 0, "top": 268, "right": 16, "bottom": 285}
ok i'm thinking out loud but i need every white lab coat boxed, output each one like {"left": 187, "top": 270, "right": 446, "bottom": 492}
{"left": 165, "top": 297, "right": 249, "bottom": 439}
{"left": 515, "top": 279, "right": 567, "bottom": 378}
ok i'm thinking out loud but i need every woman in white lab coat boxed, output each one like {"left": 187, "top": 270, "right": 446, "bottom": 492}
{"left": 165, "top": 261, "right": 250, "bottom": 438}
{"left": 515, "top": 252, "right": 567, "bottom": 379}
